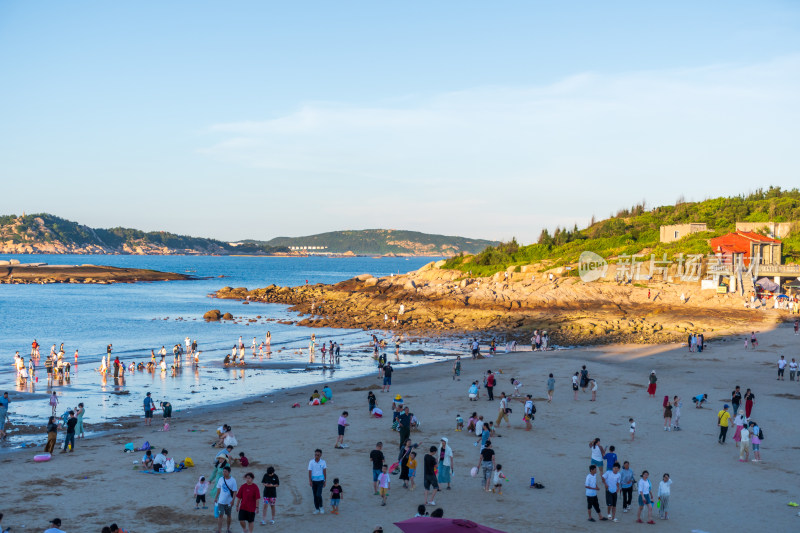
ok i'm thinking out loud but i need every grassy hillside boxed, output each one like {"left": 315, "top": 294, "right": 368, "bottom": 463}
{"left": 251, "top": 229, "right": 498, "bottom": 255}
{"left": 0, "top": 214, "right": 288, "bottom": 254}
{"left": 444, "top": 187, "right": 800, "bottom": 276}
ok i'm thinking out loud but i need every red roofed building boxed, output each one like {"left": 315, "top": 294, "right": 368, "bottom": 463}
{"left": 709, "top": 231, "right": 783, "bottom": 266}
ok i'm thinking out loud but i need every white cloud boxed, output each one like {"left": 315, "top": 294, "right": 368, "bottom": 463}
{"left": 199, "top": 55, "right": 800, "bottom": 242}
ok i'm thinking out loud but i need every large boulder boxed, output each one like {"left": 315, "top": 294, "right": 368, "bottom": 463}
{"left": 222, "top": 312, "right": 234, "bottom": 320}
{"left": 203, "top": 309, "right": 222, "bottom": 321}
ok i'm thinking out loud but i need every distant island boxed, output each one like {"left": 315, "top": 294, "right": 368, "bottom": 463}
{"left": 0, "top": 261, "right": 193, "bottom": 284}
{"left": 240, "top": 229, "right": 498, "bottom": 256}
{"left": 0, "top": 214, "right": 497, "bottom": 256}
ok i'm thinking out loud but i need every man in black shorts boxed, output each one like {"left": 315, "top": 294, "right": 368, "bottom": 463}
{"left": 423, "top": 445, "right": 439, "bottom": 505}
{"left": 382, "top": 362, "right": 393, "bottom": 393}
{"left": 236, "top": 472, "right": 260, "bottom": 533}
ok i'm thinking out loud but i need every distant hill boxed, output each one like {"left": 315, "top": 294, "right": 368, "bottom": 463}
{"left": 0, "top": 214, "right": 288, "bottom": 255}
{"left": 246, "top": 229, "right": 498, "bottom": 255}
{"left": 444, "top": 186, "right": 800, "bottom": 276}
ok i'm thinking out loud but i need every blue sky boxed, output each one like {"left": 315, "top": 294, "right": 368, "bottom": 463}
{"left": 1, "top": 1, "right": 799, "bottom": 243}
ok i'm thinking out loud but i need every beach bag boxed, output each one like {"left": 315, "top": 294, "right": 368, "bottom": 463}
{"left": 184, "top": 457, "right": 194, "bottom": 467}
{"left": 164, "top": 458, "right": 175, "bottom": 473}
{"left": 141, "top": 441, "right": 151, "bottom": 451}
{"left": 758, "top": 427, "right": 764, "bottom": 440}
{"left": 124, "top": 443, "right": 134, "bottom": 452}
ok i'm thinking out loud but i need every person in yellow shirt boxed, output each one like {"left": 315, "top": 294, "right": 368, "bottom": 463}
{"left": 407, "top": 451, "right": 418, "bottom": 491}
{"left": 717, "top": 404, "right": 731, "bottom": 444}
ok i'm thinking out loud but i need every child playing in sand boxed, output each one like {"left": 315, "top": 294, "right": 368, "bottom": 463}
{"left": 590, "top": 379, "right": 597, "bottom": 401}
{"left": 629, "top": 418, "right": 636, "bottom": 441}
{"left": 238, "top": 452, "right": 249, "bottom": 467}
{"left": 329, "top": 478, "right": 343, "bottom": 514}
{"left": 194, "top": 476, "right": 209, "bottom": 509}
{"left": 467, "top": 413, "right": 477, "bottom": 433}
{"left": 407, "top": 451, "right": 417, "bottom": 490}
{"left": 492, "top": 465, "right": 507, "bottom": 494}
{"left": 455, "top": 414, "right": 464, "bottom": 432}
{"left": 142, "top": 450, "right": 154, "bottom": 470}
{"left": 377, "top": 464, "right": 391, "bottom": 506}
{"left": 510, "top": 378, "right": 522, "bottom": 397}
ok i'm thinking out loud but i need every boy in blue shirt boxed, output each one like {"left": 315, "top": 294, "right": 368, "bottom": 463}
{"left": 603, "top": 445, "right": 618, "bottom": 473}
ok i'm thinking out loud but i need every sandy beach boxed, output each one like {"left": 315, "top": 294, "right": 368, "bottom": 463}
{"left": 2, "top": 322, "right": 799, "bottom": 532}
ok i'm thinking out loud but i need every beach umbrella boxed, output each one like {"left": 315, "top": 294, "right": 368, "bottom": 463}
{"left": 394, "top": 518, "right": 508, "bottom": 533}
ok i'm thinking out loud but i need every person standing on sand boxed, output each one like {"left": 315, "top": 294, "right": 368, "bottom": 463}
{"left": 602, "top": 462, "right": 621, "bottom": 522}
{"left": 61, "top": 410, "right": 76, "bottom": 453}
{"left": 572, "top": 372, "right": 579, "bottom": 400}
{"left": 580, "top": 366, "right": 589, "bottom": 393}
{"left": 308, "top": 449, "right": 327, "bottom": 514}
{"left": 744, "top": 389, "right": 755, "bottom": 418}
{"left": 636, "top": 470, "right": 655, "bottom": 524}
{"left": 522, "top": 395, "right": 535, "bottom": 431}
{"left": 547, "top": 373, "right": 555, "bottom": 403}
{"left": 485, "top": 370, "right": 495, "bottom": 401}
{"left": 452, "top": 356, "right": 461, "bottom": 381}
{"left": 790, "top": 359, "right": 798, "bottom": 381}
{"left": 260, "top": 466, "right": 279, "bottom": 525}
{"left": 334, "top": 411, "right": 349, "bottom": 449}
{"left": 398, "top": 439, "right": 413, "bottom": 488}
{"left": 423, "top": 446, "right": 439, "bottom": 505}
{"left": 476, "top": 440, "right": 496, "bottom": 492}
{"left": 663, "top": 401, "right": 672, "bottom": 431}
{"left": 777, "top": 356, "right": 786, "bottom": 380}
{"left": 647, "top": 371, "right": 657, "bottom": 397}
{"left": 437, "top": 438, "right": 454, "bottom": 490}
{"left": 672, "top": 396, "right": 682, "bottom": 430}
{"left": 214, "top": 466, "right": 238, "bottom": 533}
{"left": 382, "top": 362, "right": 393, "bottom": 393}
{"left": 44, "top": 416, "right": 58, "bottom": 453}
{"left": 585, "top": 465, "right": 606, "bottom": 522}
{"left": 398, "top": 407, "right": 411, "bottom": 448}
{"left": 590, "top": 438, "right": 605, "bottom": 474}
{"left": 75, "top": 403, "right": 85, "bottom": 438}
{"left": 143, "top": 392, "right": 154, "bottom": 426}
{"left": 236, "top": 472, "right": 260, "bottom": 533}
{"left": 738, "top": 424, "right": 751, "bottom": 462}
{"left": 748, "top": 421, "right": 762, "bottom": 462}
{"left": 657, "top": 473, "right": 672, "bottom": 520}
{"left": 495, "top": 393, "right": 509, "bottom": 428}
{"left": 731, "top": 386, "right": 742, "bottom": 416}
{"left": 619, "top": 461, "right": 635, "bottom": 513}
{"left": 717, "top": 404, "right": 731, "bottom": 444}
{"left": 370, "top": 442, "right": 385, "bottom": 494}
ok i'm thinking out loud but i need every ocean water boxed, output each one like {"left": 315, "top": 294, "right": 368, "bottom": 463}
{"left": 0, "top": 255, "right": 460, "bottom": 443}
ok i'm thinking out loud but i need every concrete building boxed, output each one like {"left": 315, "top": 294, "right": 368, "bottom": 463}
{"left": 735, "top": 221, "right": 797, "bottom": 240}
{"left": 659, "top": 223, "right": 708, "bottom": 243}
{"left": 709, "top": 231, "right": 783, "bottom": 266}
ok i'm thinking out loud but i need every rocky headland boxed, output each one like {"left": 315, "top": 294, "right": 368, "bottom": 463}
{"left": 0, "top": 262, "right": 194, "bottom": 284}
{"left": 214, "top": 261, "right": 780, "bottom": 345}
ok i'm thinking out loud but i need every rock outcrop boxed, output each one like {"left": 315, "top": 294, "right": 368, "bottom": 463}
{"left": 214, "top": 263, "right": 779, "bottom": 345}
{"left": 203, "top": 309, "right": 222, "bottom": 321}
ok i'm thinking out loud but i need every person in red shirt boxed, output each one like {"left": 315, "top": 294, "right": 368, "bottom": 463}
{"left": 485, "top": 370, "right": 496, "bottom": 401}
{"left": 236, "top": 472, "right": 261, "bottom": 533}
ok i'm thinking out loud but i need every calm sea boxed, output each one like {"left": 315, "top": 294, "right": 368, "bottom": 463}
{"left": 0, "top": 255, "right": 460, "bottom": 444}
